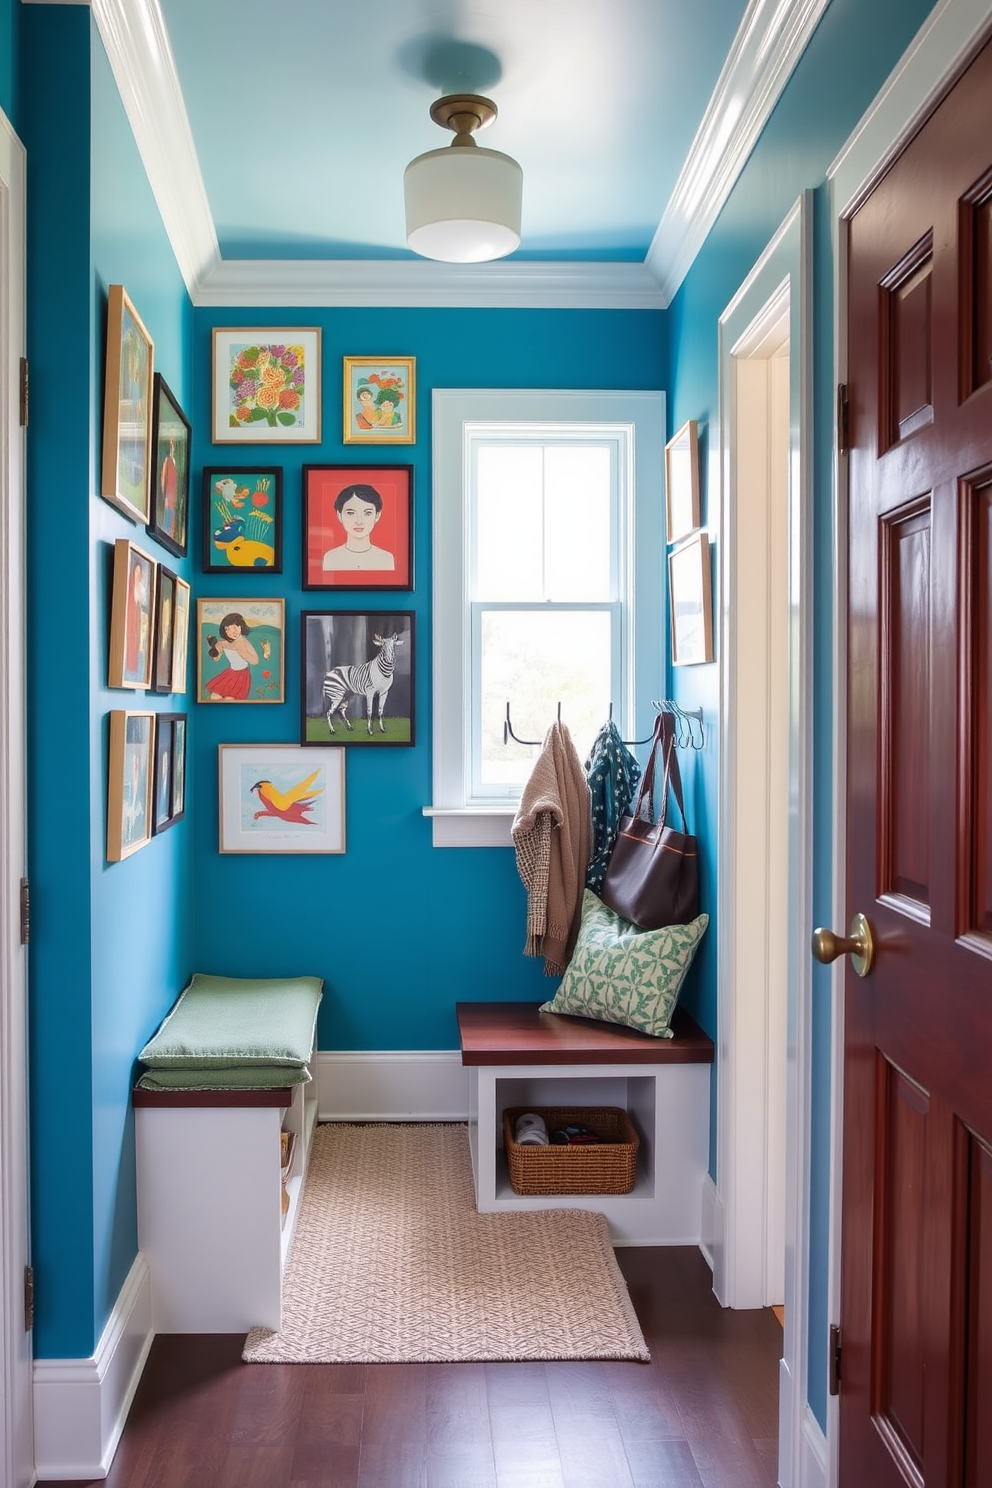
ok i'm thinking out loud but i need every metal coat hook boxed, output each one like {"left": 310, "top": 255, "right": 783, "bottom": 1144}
{"left": 503, "top": 700, "right": 561, "bottom": 747}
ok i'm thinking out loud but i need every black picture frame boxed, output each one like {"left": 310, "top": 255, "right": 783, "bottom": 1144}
{"left": 301, "top": 463, "right": 413, "bottom": 591}
{"left": 202, "top": 466, "right": 283, "bottom": 574}
{"left": 300, "top": 610, "right": 415, "bottom": 747}
{"left": 152, "top": 711, "right": 186, "bottom": 834}
{"left": 147, "top": 374, "right": 191, "bottom": 558}
{"left": 151, "top": 564, "right": 178, "bottom": 694}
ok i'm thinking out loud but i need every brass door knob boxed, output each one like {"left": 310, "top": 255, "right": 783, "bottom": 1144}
{"left": 811, "top": 912, "right": 874, "bottom": 978}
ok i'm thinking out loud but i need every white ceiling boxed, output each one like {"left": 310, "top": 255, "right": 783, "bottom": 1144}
{"left": 88, "top": 0, "right": 832, "bottom": 307}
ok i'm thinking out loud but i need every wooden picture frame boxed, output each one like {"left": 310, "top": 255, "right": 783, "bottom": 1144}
{"left": 343, "top": 356, "right": 415, "bottom": 445}
{"left": 147, "top": 374, "right": 191, "bottom": 557}
{"left": 302, "top": 464, "right": 413, "bottom": 591}
{"left": 202, "top": 466, "right": 282, "bottom": 573}
{"left": 108, "top": 538, "right": 157, "bottom": 690}
{"left": 218, "top": 744, "right": 346, "bottom": 854}
{"left": 669, "top": 531, "right": 714, "bottom": 666}
{"left": 212, "top": 328, "right": 321, "bottom": 443}
{"left": 107, "top": 709, "right": 155, "bottom": 860}
{"left": 101, "top": 284, "right": 154, "bottom": 522}
{"left": 301, "top": 610, "right": 415, "bottom": 746}
{"left": 152, "top": 712, "right": 186, "bottom": 834}
{"left": 171, "top": 577, "right": 191, "bottom": 695}
{"left": 665, "top": 419, "right": 701, "bottom": 545}
{"left": 196, "top": 598, "right": 285, "bottom": 704}
{"left": 152, "top": 564, "right": 178, "bottom": 693}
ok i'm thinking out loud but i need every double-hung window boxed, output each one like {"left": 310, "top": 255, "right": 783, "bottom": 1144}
{"left": 429, "top": 389, "right": 665, "bottom": 847}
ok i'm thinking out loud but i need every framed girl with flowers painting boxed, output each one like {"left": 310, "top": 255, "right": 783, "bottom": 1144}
{"left": 343, "top": 356, "right": 415, "bottom": 445}
{"left": 212, "top": 328, "right": 322, "bottom": 443}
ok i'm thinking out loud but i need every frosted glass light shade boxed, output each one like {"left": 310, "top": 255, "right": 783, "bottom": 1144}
{"left": 404, "top": 145, "right": 523, "bottom": 263}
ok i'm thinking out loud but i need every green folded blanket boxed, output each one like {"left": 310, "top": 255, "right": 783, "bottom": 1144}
{"left": 136, "top": 1063, "right": 312, "bottom": 1092}
{"left": 139, "top": 973, "right": 323, "bottom": 1074}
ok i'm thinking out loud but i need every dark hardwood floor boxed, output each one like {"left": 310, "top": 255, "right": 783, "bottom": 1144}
{"left": 43, "top": 1247, "right": 782, "bottom": 1488}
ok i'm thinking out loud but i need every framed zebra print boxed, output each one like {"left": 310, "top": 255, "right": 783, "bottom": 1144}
{"left": 301, "top": 610, "right": 415, "bottom": 746}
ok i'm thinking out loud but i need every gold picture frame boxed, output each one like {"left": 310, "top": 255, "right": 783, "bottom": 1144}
{"left": 669, "top": 531, "right": 714, "bottom": 666}
{"left": 101, "top": 285, "right": 154, "bottom": 523}
{"left": 108, "top": 538, "right": 157, "bottom": 690}
{"left": 107, "top": 710, "right": 155, "bottom": 861}
{"left": 343, "top": 356, "right": 415, "bottom": 445}
{"left": 664, "top": 419, "right": 700, "bottom": 545}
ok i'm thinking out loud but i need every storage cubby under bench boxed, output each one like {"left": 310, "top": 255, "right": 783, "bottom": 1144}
{"left": 456, "top": 1001, "right": 714, "bottom": 1246}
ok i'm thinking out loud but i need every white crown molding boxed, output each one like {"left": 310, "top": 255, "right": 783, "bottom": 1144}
{"left": 197, "top": 256, "right": 667, "bottom": 310}
{"left": 646, "top": 0, "right": 830, "bottom": 304}
{"left": 89, "top": 0, "right": 221, "bottom": 300}
{"left": 83, "top": 0, "right": 825, "bottom": 311}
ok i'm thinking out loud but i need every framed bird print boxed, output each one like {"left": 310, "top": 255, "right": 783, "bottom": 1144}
{"left": 218, "top": 744, "right": 346, "bottom": 853}
{"left": 203, "top": 466, "right": 283, "bottom": 573}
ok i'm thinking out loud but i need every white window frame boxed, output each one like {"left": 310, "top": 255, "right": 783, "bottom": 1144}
{"left": 426, "top": 388, "right": 666, "bottom": 848}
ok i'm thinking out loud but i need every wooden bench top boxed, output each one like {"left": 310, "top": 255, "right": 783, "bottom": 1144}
{"left": 455, "top": 1001, "right": 714, "bottom": 1067}
{"left": 132, "top": 1086, "right": 294, "bottom": 1108}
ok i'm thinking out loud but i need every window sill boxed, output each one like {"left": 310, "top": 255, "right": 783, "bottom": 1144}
{"left": 422, "top": 807, "right": 515, "bottom": 849}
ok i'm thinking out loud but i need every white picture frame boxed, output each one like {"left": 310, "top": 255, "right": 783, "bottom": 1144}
{"left": 219, "top": 744, "right": 345, "bottom": 853}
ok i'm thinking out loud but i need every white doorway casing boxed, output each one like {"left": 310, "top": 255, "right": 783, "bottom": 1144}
{"left": 0, "top": 104, "right": 33, "bottom": 1488}
{"left": 713, "top": 194, "right": 816, "bottom": 1486}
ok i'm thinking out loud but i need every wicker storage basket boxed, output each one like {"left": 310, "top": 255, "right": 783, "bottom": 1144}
{"left": 502, "top": 1105, "right": 640, "bottom": 1196}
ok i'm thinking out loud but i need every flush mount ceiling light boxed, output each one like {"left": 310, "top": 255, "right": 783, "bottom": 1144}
{"left": 404, "top": 93, "right": 523, "bottom": 264}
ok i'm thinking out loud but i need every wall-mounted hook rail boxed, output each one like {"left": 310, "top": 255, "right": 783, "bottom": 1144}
{"left": 502, "top": 700, "right": 704, "bottom": 750}
{"left": 650, "top": 699, "right": 705, "bottom": 749}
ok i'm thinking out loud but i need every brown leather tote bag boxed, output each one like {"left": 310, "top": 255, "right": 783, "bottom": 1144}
{"left": 599, "top": 711, "right": 700, "bottom": 929}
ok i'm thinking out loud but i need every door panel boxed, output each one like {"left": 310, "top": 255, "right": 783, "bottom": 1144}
{"left": 843, "top": 34, "right": 992, "bottom": 1488}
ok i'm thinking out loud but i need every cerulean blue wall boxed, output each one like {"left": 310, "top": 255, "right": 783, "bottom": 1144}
{"left": 190, "top": 309, "right": 670, "bottom": 1051}
{"left": 23, "top": 7, "right": 194, "bottom": 1358}
{"left": 665, "top": 0, "right": 938, "bottom": 1428}
{"left": 0, "top": 0, "right": 18, "bottom": 125}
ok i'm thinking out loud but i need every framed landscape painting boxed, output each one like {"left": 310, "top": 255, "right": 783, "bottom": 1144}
{"left": 101, "top": 285, "right": 154, "bottom": 523}
{"left": 212, "top": 328, "right": 321, "bottom": 443}
{"left": 196, "top": 598, "right": 285, "bottom": 704}
{"left": 302, "top": 464, "right": 412, "bottom": 590}
{"left": 218, "top": 744, "right": 346, "bottom": 853}
{"left": 147, "top": 374, "right": 191, "bottom": 557}
{"left": 343, "top": 357, "right": 415, "bottom": 445}
{"left": 203, "top": 466, "right": 282, "bottom": 573}
{"left": 301, "top": 610, "right": 414, "bottom": 746}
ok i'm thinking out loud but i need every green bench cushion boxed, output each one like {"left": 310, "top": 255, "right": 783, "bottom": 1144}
{"left": 138, "top": 973, "right": 323, "bottom": 1073}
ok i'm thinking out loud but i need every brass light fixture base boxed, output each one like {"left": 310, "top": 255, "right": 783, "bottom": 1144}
{"left": 429, "top": 93, "right": 498, "bottom": 146}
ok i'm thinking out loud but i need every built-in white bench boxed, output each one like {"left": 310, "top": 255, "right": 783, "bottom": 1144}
{"left": 456, "top": 1001, "right": 714, "bottom": 1246}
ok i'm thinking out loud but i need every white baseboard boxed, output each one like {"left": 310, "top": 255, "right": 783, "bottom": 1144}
{"left": 316, "top": 1050, "right": 469, "bottom": 1121}
{"left": 33, "top": 1252, "right": 153, "bottom": 1481}
{"left": 699, "top": 1171, "right": 718, "bottom": 1272}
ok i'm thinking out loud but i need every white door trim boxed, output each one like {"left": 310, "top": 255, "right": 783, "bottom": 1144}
{"left": 715, "top": 194, "right": 814, "bottom": 1484}
{"left": 0, "top": 104, "right": 33, "bottom": 1488}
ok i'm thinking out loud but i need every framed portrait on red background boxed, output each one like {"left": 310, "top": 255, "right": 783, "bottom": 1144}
{"left": 302, "top": 464, "right": 413, "bottom": 592}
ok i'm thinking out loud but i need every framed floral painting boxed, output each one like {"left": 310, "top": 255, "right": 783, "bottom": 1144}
{"left": 101, "top": 285, "right": 154, "bottom": 523}
{"left": 212, "top": 328, "right": 321, "bottom": 443}
{"left": 147, "top": 374, "right": 191, "bottom": 557}
{"left": 302, "top": 464, "right": 412, "bottom": 590}
{"left": 343, "top": 356, "right": 415, "bottom": 445}
{"left": 196, "top": 598, "right": 285, "bottom": 704}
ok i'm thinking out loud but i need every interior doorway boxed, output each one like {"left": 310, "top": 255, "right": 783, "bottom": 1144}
{"left": 715, "top": 195, "right": 815, "bottom": 1486}
{"left": 0, "top": 106, "right": 33, "bottom": 1488}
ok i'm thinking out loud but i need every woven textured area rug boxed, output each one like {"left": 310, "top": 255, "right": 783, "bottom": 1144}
{"left": 243, "top": 1122, "right": 649, "bottom": 1364}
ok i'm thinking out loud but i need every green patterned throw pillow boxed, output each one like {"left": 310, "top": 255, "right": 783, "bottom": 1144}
{"left": 540, "top": 890, "right": 708, "bottom": 1038}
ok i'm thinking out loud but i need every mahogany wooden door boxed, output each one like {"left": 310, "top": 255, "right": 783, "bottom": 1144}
{"left": 839, "top": 34, "right": 992, "bottom": 1488}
